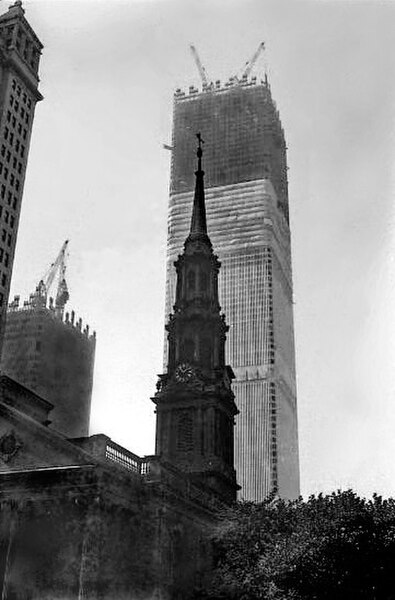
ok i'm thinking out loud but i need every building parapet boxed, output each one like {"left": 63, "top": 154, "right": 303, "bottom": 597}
{"left": 72, "top": 435, "right": 223, "bottom": 513}
{"left": 105, "top": 439, "right": 146, "bottom": 474}
{"left": 7, "top": 294, "right": 96, "bottom": 341}
{"left": 174, "top": 74, "right": 271, "bottom": 99}
{"left": 72, "top": 434, "right": 149, "bottom": 477}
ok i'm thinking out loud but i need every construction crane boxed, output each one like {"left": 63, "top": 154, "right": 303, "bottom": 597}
{"left": 35, "top": 240, "right": 70, "bottom": 312}
{"left": 241, "top": 41, "right": 265, "bottom": 79}
{"left": 189, "top": 45, "right": 211, "bottom": 88}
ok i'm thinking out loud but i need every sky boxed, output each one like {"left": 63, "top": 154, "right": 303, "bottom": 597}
{"left": 8, "top": 0, "right": 395, "bottom": 499}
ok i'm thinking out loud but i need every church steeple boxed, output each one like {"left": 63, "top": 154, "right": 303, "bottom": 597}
{"left": 188, "top": 133, "right": 208, "bottom": 240}
{"left": 153, "top": 135, "right": 239, "bottom": 504}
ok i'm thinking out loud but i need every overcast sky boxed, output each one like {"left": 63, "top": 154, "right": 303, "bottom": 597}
{"left": 9, "top": 0, "right": 395, "bottom": 498}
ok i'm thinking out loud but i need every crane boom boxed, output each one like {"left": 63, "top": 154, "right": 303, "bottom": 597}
{"left": 242, "top": 42, "right": 265, "bottom": 79}
{"left": 189, "top": 45, "right": 210, "bottom": 87}
{"left": 36, "top": 240, "right": 69, "bottom": 311}
{"left": 44, "top": 240, "right": 68, "bottom": 290}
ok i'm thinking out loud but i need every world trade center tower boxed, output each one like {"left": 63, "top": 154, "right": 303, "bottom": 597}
{"left": 164, "top": 70, "right": 299, "bottom": 501}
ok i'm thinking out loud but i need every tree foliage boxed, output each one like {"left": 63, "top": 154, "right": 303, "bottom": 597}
{"left": 197, "top": 491, "right": 395, "bottom": 600}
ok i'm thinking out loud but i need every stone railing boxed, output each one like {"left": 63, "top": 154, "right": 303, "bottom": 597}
{"left": 72, "top": 434, "right": 151, "bottom": 477}
{"left": 105, "top": 440, "right": 142, "bottom": 474}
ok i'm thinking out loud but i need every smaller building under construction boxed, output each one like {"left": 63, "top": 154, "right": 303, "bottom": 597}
{"left": 0, "top": 241, "right": 96, "bottom": 438}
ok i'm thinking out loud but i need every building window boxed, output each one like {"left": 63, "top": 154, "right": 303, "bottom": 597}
{"left": 200, "top": 271, "right": 208, "bottom": 292}
{"left": 12, "top": 197, "right": 17, "bottom": 210}
{"left": 187, "top": 270, "right": 196, "bottom": 292}
{"left": 7, "top": 233, "right": 11, "bottom": 247}
{"left": 2, "top": 230, "right": 6, "bottom": 242}
{"left": 5, "top": 253, "right": 9, "bottom": 267}
{"left": 177, "top": 412, "right": 194, "bottom": 452}
{"left": 200, "top": 337, "right": 212, "bottom": 368}
{"left": 1, "top": 274, "right": 6, "bottom": 287}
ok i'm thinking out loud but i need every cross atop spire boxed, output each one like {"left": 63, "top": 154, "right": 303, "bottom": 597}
{"left": 8, "top": 0, "right": 24, "bottom": 15}
{"left": 188, "top": 133, "right": 209, "bottom": 242}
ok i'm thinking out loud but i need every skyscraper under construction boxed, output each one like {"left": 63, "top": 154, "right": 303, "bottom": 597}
{"left": 165, "top": 52, "right": 299, "bottom": 501}
{"left": 0, "top": 242, "right": 96, "bottom": 438}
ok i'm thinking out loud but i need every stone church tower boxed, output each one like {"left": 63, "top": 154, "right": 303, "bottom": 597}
{"left": 153, "top": 135, "right": 239, "bottom": 504}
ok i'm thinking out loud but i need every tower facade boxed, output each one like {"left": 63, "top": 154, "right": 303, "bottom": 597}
{"left": 0, "top": 2, "right": 43, "bottom": 352}
{"left": 165, "top": 76, "right": 299, "bottom": 501}
{"left": 155, "top": 138, "right": 239, "bottom": 504}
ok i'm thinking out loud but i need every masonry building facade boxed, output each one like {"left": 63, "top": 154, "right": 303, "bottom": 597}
{"left": 0, "top": 1, "right": 42, "bottom": 351}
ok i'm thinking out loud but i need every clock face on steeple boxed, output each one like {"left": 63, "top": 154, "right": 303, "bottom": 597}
{"left": 174, "top": 363, "right": 195, "bottom": 383}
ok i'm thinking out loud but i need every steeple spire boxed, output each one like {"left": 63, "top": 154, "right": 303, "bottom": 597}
{"left": 188, "top": 133, "right": 208, "bottom": 239}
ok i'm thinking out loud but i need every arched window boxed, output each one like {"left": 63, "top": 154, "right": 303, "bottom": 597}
{"left": 177, "top": 412, "right": 193, "bottom": 452}
{"left": 187, "top": 270, "right": 196, "bottom": 292}
{"left": 200, "top": 337, "right": 212, "bottom": 368}
{"left": 200, "top": 271, "right": 208, "bottom": 292}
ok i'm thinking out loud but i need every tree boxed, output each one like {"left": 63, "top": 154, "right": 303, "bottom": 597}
{"left": 196, "top": 491, "right": 395, "bottom": 600}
